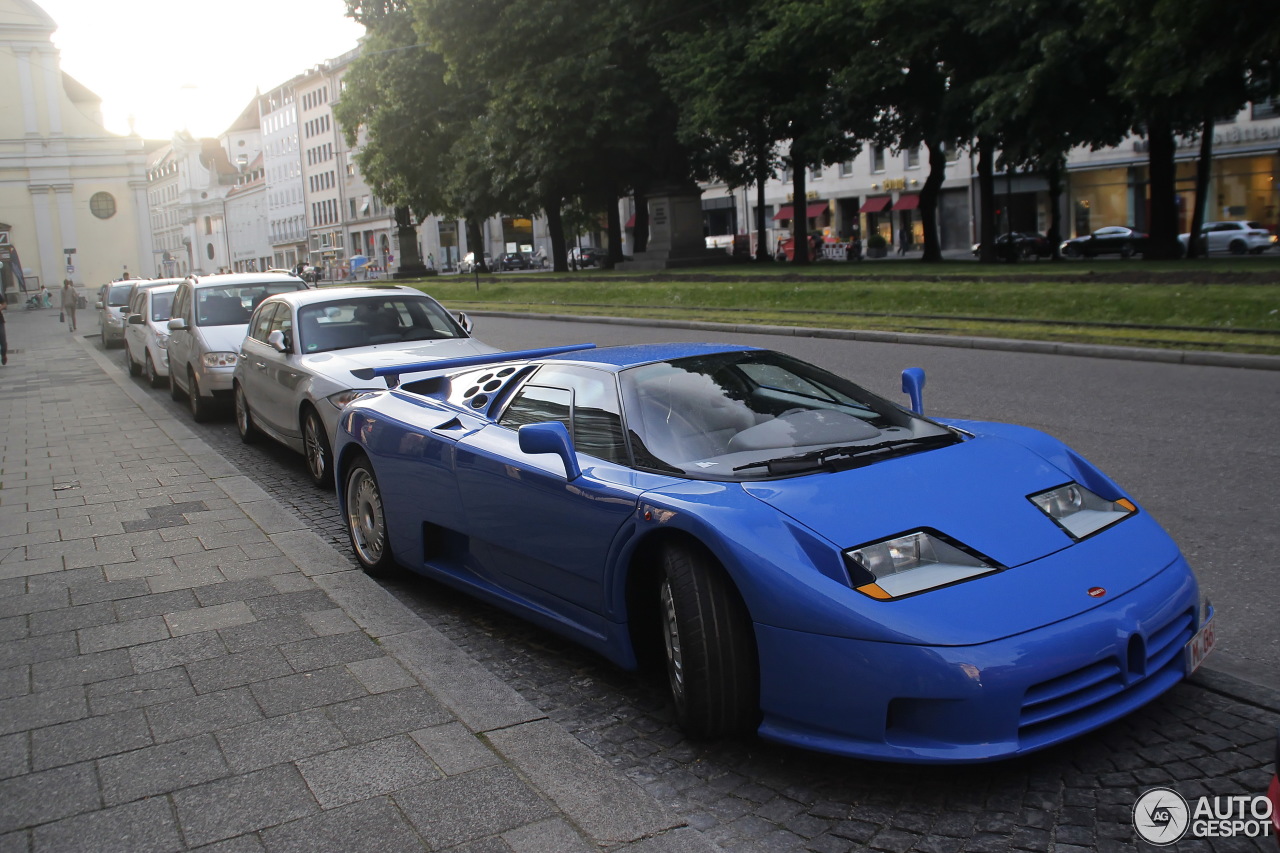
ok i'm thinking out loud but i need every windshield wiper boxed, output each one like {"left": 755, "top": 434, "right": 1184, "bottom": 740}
{"left": 732, "top": 434, "right": 958, "bottom": 474}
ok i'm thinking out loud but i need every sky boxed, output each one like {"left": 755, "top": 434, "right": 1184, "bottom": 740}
{"left": 35, "top": 0, "right": 366, "bottom": 139}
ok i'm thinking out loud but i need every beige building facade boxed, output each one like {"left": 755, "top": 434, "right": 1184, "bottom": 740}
{"left": 0, "top": 0, "right": 153, "bottom": 300}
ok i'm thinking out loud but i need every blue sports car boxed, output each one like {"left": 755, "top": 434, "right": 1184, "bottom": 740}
{"left": 333, "top": 342, "right": 1215, "bottom": 763}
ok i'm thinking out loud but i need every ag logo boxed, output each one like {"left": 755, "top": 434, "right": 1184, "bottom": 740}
{"left": 1133, "top": 787, "right": 1190, "bottom": 845}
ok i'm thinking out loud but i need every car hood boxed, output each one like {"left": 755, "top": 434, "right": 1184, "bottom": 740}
{"left": 197, "top": 323, "right": 250, "bottom": 352}
{"left": 740, "top": 434, "right": 1184, "bottom": 644}
{"left": 298, "top": 337, "right": 499, "bottom": 380}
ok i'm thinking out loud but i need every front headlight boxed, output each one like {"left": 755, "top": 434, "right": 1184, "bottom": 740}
{"left": 1029, "top": 482, "right": 1134, "bottom": 540}
{"left": 156, "top": 333, "right": 170, "bottom": 349}
{"left": 326, "top": 389, "right": 379, "bottom": 409}
{"left": 844, "top": 531, "right": 998, "bottom": 600}
{"left": 201, "top": 351, "right": 238, "bottom": 368}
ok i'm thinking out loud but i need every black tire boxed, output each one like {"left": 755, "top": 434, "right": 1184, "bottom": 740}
{"left": 344, "top": 455, "right": 397, "bottom": 577}
{"left": 1229, "top": 239, "right": 1247, "bottom": 255}
{"left": 234, "top": 383, "right": 259, "bottom": 444}
{"left": 188, "top": 370, "right": 212, "bottom": 423}
{"left": 302, "top": 407, "right": 333, "bottom": 489}
{"left": 125, "top": 342, "right": 141, "bottom": 376}
{"left": 658, "top": 544, "right": 759, "bottom": 738}
{"left": 169, "top": 368, "right": 185, "bottom": 401}
{"left": 1120, "top": 243, "right": 1134, "bottom": 259}
{"left": 1064, "top": 243, "right": 1081, "bottom": 259}
{"left": 145, "top": 353, "right": 163, "bottom": 388}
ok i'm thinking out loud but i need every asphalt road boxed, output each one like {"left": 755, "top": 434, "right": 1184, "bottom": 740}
{"left": 94, "top": 315, "right": 1280, "bottom": 852}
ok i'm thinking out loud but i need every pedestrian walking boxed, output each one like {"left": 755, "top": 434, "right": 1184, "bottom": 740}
{"left": 0, "top": 288, "right": 8, "bottom": 365}
{"left": 61, "top": 279, "right": 78, "bottom": 331}
{"left": 898, "top": 225, "right": 910, "bottom": 256}
{"left": 37, "top": 283, "right": 51, "bottom": 308}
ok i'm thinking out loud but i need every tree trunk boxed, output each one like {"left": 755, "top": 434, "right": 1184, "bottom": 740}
{"left": 755, "top": 166, "right": 770, "bottom": 263}
{"left": 1145, "top": 114, "right": 1180, "bottom": 261}
{"left": 633, "top": 190, "right": 649, "bottom": 253}
{"left": 977, "top": 137, "right": 997, "bottom": 264}
{"left": 790, "top": 144, "right": 809, "bottom": 264}
{"left": 546, "top": 197, "right": 568, "bottom": 272}
{"left": 1187, "top": 115, "right": 1213, "bottom": 259}
{"left": 1046, "top": 157, "right": 1064, "bottom": 261}
{"left": 465, "top": 218, "right": 488, "bottom": 273}
{"left": 605, "top": 199, "right": 622, "bottom": 268}
{"left": 919, "top": 139, "right": 946, "bottom": 262}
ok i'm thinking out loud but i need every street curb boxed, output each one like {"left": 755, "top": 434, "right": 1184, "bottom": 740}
{"left": 72, "top": 333, "right": 699, "bottom": 850}
{"left": 1190, "top": 668, "right": 1280, "bottom": 714}
{"left": 466, "top": 310, "right": 1280, "bottom": 370}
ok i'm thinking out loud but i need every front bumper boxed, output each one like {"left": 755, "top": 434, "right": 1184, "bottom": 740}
{"left": 194, "top": 363, "right": 236, "bottom": 397}
{"left": 754, "top": 554, "right": 1201, "bottom": 763}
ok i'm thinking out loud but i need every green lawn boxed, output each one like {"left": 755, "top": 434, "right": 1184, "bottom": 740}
{"left": 401, "top": 257, "right": 1280, "bottom": 354}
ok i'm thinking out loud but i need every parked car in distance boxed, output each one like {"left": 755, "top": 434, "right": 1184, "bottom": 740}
{"left": 498, "top": 252, "right": 531, "bottom": 271}
{"left": 96, "top": 280, "right": 138, "bottom": 347}
{"left": 458, "top": 252, "right": 493, "bottom": 274}
{"left": 332, "top": 342, "right": 1213, "bottom": 762}
{"left": 123, "top": 283, "right": 180, "bottom": 388}
{"left": 1061, "top": 226, "right": 1148, "bottom": 258}
{"left": 233, "top": 285, "right": 497, "bottom": 487}
{"left": 166, "top": 273, "right": 309, "bottom": 423}
{"left": 1178, "top": 220, "right": 1277, "bottom": 255}
{"left": 972, "top": 232, "right": 1054, "bottom": 261}
{"left": 569, "top": 246, "right": 607, "bottom": 268}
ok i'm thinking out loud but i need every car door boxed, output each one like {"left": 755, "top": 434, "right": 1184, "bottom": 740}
{"left": 452, "top": 365, "right": 641, "bottom": 621}
{"left": 239, "top": 303, "right": 286, "bottom": 433}
{"left": 1203, "top": 222, "right": 1231, "bottom": 253}
{"left": 166, "top": 284, "right": 193, "bottom": 391}
{"left": 259, "top": 303, "right": 303, "bottom": 438}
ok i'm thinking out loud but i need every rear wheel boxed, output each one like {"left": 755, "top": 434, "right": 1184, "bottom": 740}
{"left": 303, "top": 408, "right": 333, "bottom": 488}
{"left": 187, "top": 370, "right": 212, "bottom": 423}
{"left": 234, "top": 383, "right": 258, "bottom": 444}
{"left": 1229, "top": 239, "right": 1247, "bottom": 255}
{"left": 344, "top": 455, "right": 397, "bottom": 577}
{"left": 659, "top": 544, "right": 759, "bottom": 738}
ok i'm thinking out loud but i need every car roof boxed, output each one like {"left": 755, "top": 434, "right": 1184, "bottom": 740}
{"left": 184, "top": 272, "right": 305, "bottom": 289}
{"left": 258, "top": 284, "right": 424, "bottom": 306}
{"left": 542, "top": 342, "right": 757, "bottom": 372}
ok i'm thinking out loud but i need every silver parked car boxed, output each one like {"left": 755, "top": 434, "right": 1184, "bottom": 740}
{"left": 1178, "top": 220, "right": 1277, "bottom": 255}
{"left": 166, "top": 273, "right": 309, "bottom": 422}
{"left": 96, "top": 280, "right": 138, "bottom": 347}
{"left": 232, "top": 284, "right": 496, "bottom": 487}
{"left": 123, "top": 282, "right": 180, "bottom": 387}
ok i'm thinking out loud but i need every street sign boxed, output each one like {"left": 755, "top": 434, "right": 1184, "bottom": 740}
{"left": 64, "top": 248, "right": 76, "bottom": 255}
{"left": 0, "top": 231, "right": 10, "bottom": 245}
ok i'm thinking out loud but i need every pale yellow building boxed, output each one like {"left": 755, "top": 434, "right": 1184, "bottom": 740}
{"left": 0, "top": 0, "right": 152, "bottom": 300}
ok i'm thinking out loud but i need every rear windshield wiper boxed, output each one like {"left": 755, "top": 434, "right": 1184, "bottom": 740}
{"left": 733, "top": 434, "right": 958, "bottom": 475}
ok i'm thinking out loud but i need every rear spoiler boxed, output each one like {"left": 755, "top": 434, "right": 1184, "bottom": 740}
{"left": 350, "top": 343, "right": 597, "bottom": 388}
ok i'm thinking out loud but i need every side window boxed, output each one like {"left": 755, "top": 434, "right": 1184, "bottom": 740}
{"left": 172, "top": 286, "right": 189, "bottom": 323}
{"left": 268, "top": 303, "right": 293, "bottom": 348}
{"left": 248, "top": 304, "right": 278, "bottom": 343}
{"left": 499, "top": 365, "right": 626, "bottom": 465}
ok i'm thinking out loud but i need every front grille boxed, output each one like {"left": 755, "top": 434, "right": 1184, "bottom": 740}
{"left": 1018, "top": 608, "right": 1194, "bottom": 749}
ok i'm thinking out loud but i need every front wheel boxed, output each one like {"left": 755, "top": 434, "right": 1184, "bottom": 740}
{"left": 1120, "top": 243, "right": 1134, "bottom": 259}
{"left": 659, "top": 544, "right": 759, "bottom": 738}
{"left": 344, "top": 456, "right": 397, "bottom": 577}
{"left": 125, "top": 342, "right": 141, "bottom": 376}
{"left": 302, "top": 408, "right": 333, "bottom": 488}
{"left": 145, "top": 353, "right": 164, "bottom": 388}
{"left": 188, "top": 370, "right": 212, "bottom": 423}
{"left": 1064, "top": 244, "right": 1081, "bottom": 258}
{"left": 1229, "top": 239, "right": 1247, "bottom": 255}
{"left": 234, "top": 384, "right": 259, "bottom": 444}
{"left": 169, "top": 369, "right": 185, "bottom": 401}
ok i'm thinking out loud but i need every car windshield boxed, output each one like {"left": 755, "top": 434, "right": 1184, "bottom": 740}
{"left": 151, "top": 292, "right": 174, "bottom": 322}
{"left": 196, "top": 282, "right": 302, "bottom": 326}
{"left": 618, "top": 351, "right": 957, "bottom": 480}
{"left": 108, "top": 283, "right": 132, "bottom": 306}
{"left": 296, "top": 295, "right": 465, "bottom": 354}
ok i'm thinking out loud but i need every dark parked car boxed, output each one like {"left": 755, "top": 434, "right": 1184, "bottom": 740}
{"left": 569, "top": 247, "right": 607, "bottom": 268}
{"left": 1061, "top": 226, "right": 1148, "bottom": 258}
{"left": 498, "top": 252, "right": 531, "bottom": 271}
{"left": 972, "top": 232, "right": 1053, "bottom": 261}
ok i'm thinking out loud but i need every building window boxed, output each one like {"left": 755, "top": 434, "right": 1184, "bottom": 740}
{"left": 905, "top": 147, "right": 920, "bottom": 169}
{"left": 811, "top": 164, "right": 823, "bottom": 180}
{"left": 871, "top": 146, "right": 886, "bottom": 173}
{"left": 840, "top": 160, "right": 855, "bottom": 177}
{"left": 1252, "top": 97, "right": 1277, "bottom": 120}
{"left": 90, "top": 192, "right": 117, "bottom": 219}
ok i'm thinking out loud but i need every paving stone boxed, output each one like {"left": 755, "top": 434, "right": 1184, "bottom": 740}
{"left": 129, "top": 631, "right": 228, "bottom": 673}
{"left": 0, "top": 685, "right": 88, "bottom": 737}
{"left": 77, "top": 615, "right": 170, "bottom": 654}
{"left": 30, "top": 794, "right": 182, "bottom": 853}
{"left": 145, "top": 687, "right": 265, "bottom": 743}
{"left": 0, "top": 732, "right": 29, "bottom": 781}
{"left": 26, "top": 601, "right": 117, "bottom": 636}
{"left": 501, "top": 818, "right": 597, "bottom": 853}
{"left": 30, "top": 648, "right": 133, "bottom": 691}
{"left": 165, "top": 601, "right": 256, "bottom": 637}
{"left": 185, "top": 646, "right": 295, "bottom": 694}
{"left": 394, "top": 766, "right": 556, "bottom": 850}
{"left": 215, "top": 709, "right": 347, "bottom": 774}
{"left": 411, "top": 723, "right": 501, "bottom": 776}
{"left": 218, "top": 615, "right": 315, "bottom": 655}
{"left": 277, "top": 631, "right": 381, "bottom": 672}
{"left": 344, "top": 656, "right": 417, "bottom": 694}
{"left": 172, "top": 764, "right": 319, "bottom": 848}
{"left": 324, "top": 687, "right": 452, "bottom": 744}
{"left": 258, "top": 797, "right": 427, "bottom": 853}
{"left": 0, "top": 762, "right": 100, "bottom": 834}
{"left": 249, "top": 665, "right": 368, "bottom": 717}
{"left": 30, "top": 708, "right": 152, "bottom": 770}
{"left": 0, "top": 632, "right": 78, "bottom": 670}
{"left": 297, "top": 734, "right": 442, "bottom": 808}
{"left": 98, "top": 734, "right": 232, "bottom": 806}
{"left": 112, "top": 589, "right": 199, "bottom": 621}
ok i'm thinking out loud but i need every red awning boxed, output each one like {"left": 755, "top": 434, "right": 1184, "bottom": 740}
{"left": 774, "top": 201, "right": 829, "bottom": 221}
{"left": 625, "top": 214, "right": 636, "bottom": 228}
{"left": 892, "top": 194, "right": 920, "bottom": 211}
{"left": 859, "top": 196, "right": 891, "bottom": 213}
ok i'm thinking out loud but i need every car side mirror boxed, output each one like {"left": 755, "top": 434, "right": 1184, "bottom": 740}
{"left": 901, "top": 367, "right": 926, "bottom": 415}
{"left": 95, "top": 300, "right": 104, "bottom": 310}
{"left": 167, "top": 317, "right": 187, "bottom": 332}
{"left": 456, "top": 311, "right": 473, "bottom": 334}
{"left": 127, "top": 314, "right": 144, "bottom": 325}
{"left": 267, "top": 329, "right": 288, "bottom": 353}
{"left": 518, "top": 421, "right": 581, "bottom": 480}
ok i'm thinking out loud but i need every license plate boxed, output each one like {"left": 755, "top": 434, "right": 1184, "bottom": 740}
{"left": 1184, "top": 612, "right": 1216, "bottom": 674}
